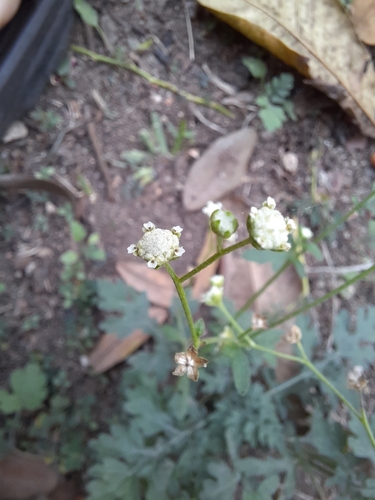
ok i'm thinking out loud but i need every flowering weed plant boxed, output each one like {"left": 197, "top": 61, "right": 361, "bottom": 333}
{"left": 88, "top": 192, "right": 375, "bottom": 499}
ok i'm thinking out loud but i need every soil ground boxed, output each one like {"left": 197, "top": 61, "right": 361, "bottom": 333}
{"left": 1, "top": 0, "right": 375, "bottom": 497}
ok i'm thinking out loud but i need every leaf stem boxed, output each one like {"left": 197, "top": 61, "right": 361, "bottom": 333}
{"left": 164, "top": 263, "right": 198, "bottom": 348}
{"left": 71, "top": 45, "right": 233, "bottom": 117}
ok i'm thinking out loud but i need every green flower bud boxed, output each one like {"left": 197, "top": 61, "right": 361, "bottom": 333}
{"left": 210, "top": 209, "right": 239, "bottom": 239}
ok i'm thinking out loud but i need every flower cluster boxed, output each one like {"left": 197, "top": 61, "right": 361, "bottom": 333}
{"left": 247, "top": 197, "right": 296, "bottom": 251}
{"left": 173, "top": 345, "right": 208, "bottom": 382}
{"left": 201, "top": 275, "right": 224, "bottom": 306}
{"left": 127, "top": 222, "right": 185, "bottom": 269}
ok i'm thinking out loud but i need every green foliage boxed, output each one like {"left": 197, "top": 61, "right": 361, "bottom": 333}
{"left": 332, "top": 308, "right": 375, "bottom": 368}
{"left": 30, "top": 107, "right": 62, "bottom": 131}
{"left": 120, "top": 113, "right": 193, "bottom": 193}
{"left": 96, "top": 280, "right": 156, "bottom": 338}
{"left": 243, "top": 57, "right": 296, "bottom": 131}
{"left": 242, "top": 56, "right": 267, "bottom": 80}
{"left": 58, "top": 205, "right": 106, "bottom": 309}
{"left": 0, "top": 363, "right": 47, "bottom": 414}
{"left": 230, "top": 346, "right": 251, "bottom": 396}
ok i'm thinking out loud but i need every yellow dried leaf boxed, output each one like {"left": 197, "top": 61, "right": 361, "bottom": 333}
{"left": 197, "top": 0, "right": 375, "bottom": 137}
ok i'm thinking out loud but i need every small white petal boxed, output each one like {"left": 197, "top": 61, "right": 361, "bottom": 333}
{"left": 202, "top": 200, "right": 223, "bottom": 217}
{"left": 250, "top": 206, "right": 258, "bottom": 216}
{"left": 127, "top": 244, "right": 137, "bottom": 254}
{"left": 264, "top": 197, "right": 276, "bottom": 209}
{"left": 175, "top": 246, "right": 185, "bottom": 257}
{"left": 143, "top": 221, "right": 155, "bottom": 232}
{"left": 286, "top": 218, "right": 296, "bottom": 231}
{"left": 147, "top": 260, "right": 157, "bottom": 268}
{"left": 175, "top": 353, "right": 188, "bottom": 364}
{"left": 172, "top": 225, "right": 183, "bottom": 236}
{"left": 210, "top": 275, "right": 224, "bottom": 287}
{"left": 173, "top": 365, "right": 188, "bottom": 376}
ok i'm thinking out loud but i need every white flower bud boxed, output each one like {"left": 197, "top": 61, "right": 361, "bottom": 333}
{"left": 128, "top": 222, "right": 185, "bottom": 268}
{"left": 301, "top": 227, "right": 313, "bottom": 240}
{"left": 247, "top": 198, "right": 295, "bottom": 252}
{"left": 202, "top": 275, "right": 225, "bottom": 306}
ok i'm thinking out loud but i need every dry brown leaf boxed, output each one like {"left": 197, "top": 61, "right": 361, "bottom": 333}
{"left": 89, "top": 306, "right": 167, "bottom": 374}
{"left": 183, "top": 128, "right": 257, "bottom": 211}
{"left": 222, "top": 253, "right": 302, "bottom": 381}
{"left": 197, "top": 0, "right": 375, "bottom": 138}
{"left": 351, "top": 0, "right": 375, "bottom": 45}
{"left": 116, "top": 260, "right": 175, "bottom": 308}
{"left": 192, "top": 229, "right": 219, "bottom": 299}
{"left": 0, "top": 449, "right": 59, "bottom": 499}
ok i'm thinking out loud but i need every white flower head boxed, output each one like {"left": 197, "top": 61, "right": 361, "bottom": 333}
{"left": 202, "top": 275, "right": 224, "bottom": 306}
{"left": 202, "top": 200, "right": 223, "bottom": 217}
{"left": 247, "top": 197, "right": 295, "bottom": 252}
{"left": 128, "top": 222, "right": 185, "bottom": 268}
{"left": 172, "top": 346, "right": 208, "bottom": 382}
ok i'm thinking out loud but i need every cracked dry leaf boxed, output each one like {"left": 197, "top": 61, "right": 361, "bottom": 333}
{"left": 197, "top": 0, "right": 375, "bottom": 138}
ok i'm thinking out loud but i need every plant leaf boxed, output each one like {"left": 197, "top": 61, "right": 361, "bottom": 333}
{"left": 96, "top": 280, "right": 156, "bottom": 338}
{"left": 242, "top": 56, "right": 267, "bottom": 79}
{"left": 73, "top": 0, "right": 99, "bottom": 28}
{"left": 197, "top": 0, "right": 375, "bottom": 137}
{"left": 201, "top": 462, "right": 240, "bottom": 500}
{"left": 10, "top": 363, "right": 47, "bottom": 411}
{"left": 231, "top": 347, "right": 251, "bottom": 396}
{"left": 0, "top": 390, "right": 20, "bottom": 414}
{"left": 70, "top": 220, "right": 87, "bottom": 242}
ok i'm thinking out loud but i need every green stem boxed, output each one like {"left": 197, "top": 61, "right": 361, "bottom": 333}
{"left": 248, "top": 339, "right": 302, "bottom": 363}
{"left": 359, "top": 393, "right": 375, "bottom": 449}
{"left": 164, "top": 263, "right": 198, "bottom": 347}
{"left": 179, "top": 237, "right": 252, "bottom": 283}
{"left": 296, "top": 342, "right": 361, "bottom": 419}
{"left": 241, "top": 263, "right": 375, "bottom": 339}
{"left": 235, "top": 258, "right": 291, "bottom": 318}
{"left": 218, "top": 302, "right": 243, "bottom": 336}
{"left": 71, "top": 45, "right": 233, "bottom": 117}
{"left": 313, "top": 188, "right": 375, "bottom": 246}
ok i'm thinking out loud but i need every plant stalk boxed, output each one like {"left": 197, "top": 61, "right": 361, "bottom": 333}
{"left": 179, "top": 237, "right": 252, "bottom": 283}
{"left": 164, "top": 263, "right": 198, "bottom": 347}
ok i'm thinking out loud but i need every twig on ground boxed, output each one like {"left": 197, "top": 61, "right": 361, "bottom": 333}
{"left": 190, "top": 105, "right": 227, "bottom": 135}
{"left": 202, "top": 63, "right": 237, "bottom": 95}
{"left": 306, "top": 262, "right": 374, "bottom": 274}
{"left": 71, "top": 45, "right": 233, "bottom": 118}
{"left": 183, "top": 0, "right": 195, "bottom": 61}
{"left": 86, "top": 121, "right": 115, "bottom": 202}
